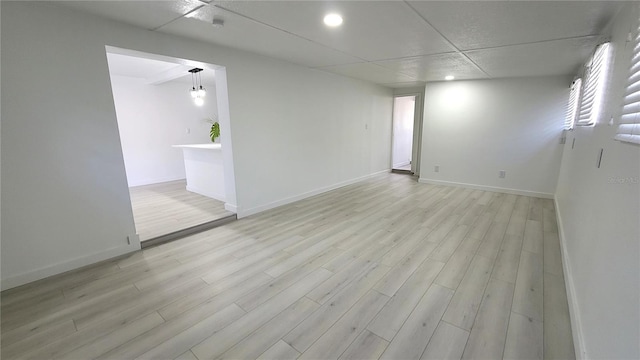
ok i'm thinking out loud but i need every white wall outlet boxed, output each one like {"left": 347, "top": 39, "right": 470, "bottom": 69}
{"left": 434, "top": 165, "right": 440, "bottom": 172}
{"left": 499, "top": 170, "right": 506, "bottom": 178}
{"left": 127, "top": 234, "right": 140, "bottom": 246}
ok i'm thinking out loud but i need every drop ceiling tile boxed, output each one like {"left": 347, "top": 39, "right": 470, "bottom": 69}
{"left": 464, "top": 37, "right": 600, "bottom": 78}
{"left": 382, "top": 81, "right": 427, "bottom": 89}
{"left": 215, "top": 1, "right": 455, "bottom": 61}
{"left": 375, "top": 53, "right": 488, "bottom": 82}
{"left": 157, "top": 6, "right": 361, "bottom": 68}
{"left": 55, "top": 1, "right": 204, "bottom": 30}
{"left": 317, "top": 63, "right": 417, "bottom": 85}
{"left": 408, "top": 1, "right": 622, "bottom": 50}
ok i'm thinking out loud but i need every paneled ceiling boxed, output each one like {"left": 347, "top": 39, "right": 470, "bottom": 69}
{"left": 56, "top": 1, "right": 624, "bottom": 88}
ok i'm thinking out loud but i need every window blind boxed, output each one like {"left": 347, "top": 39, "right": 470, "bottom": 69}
{"left": 576, "top": 42, "right": 611, "bottom": 127}
{"left": 616, "top": 20, "right": 640, "bottom": 144}
{"left": 564, "top": 78, "right": 582, "bottom": 130}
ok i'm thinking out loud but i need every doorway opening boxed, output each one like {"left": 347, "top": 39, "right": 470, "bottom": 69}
{"left": 105, "top": 46, "right": 238, "bottom": 247}
{"left": 391, "top": 95, "right": 417, "bottom": 175}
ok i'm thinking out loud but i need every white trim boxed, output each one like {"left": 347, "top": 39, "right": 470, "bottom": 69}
{"left": 0, "top": 241, "right": 140, "bottom": 291}
{"left": 554, "top": 197, "right": 587, "bottom": 360}
{"left": 224, "top": 203, "right": 237, "bottom": 213}
{"left": 127, "top": 175, "right": 185, "bottom": 188}
{"left": 393, "top": 161, "right": 411, "bottom": 168}
{"left": 236, "top": 169, "right": 390, "bottom": 218}
{"left": 417, "top": 178, "right": 554, "bottom": 199}
{"left": 186, "top": 185, "right": 225, "bottom": 202}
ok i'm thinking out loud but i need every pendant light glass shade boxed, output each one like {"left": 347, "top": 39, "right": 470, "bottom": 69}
{"left": 188, "top": 68, "right": 206, "bottom": 106}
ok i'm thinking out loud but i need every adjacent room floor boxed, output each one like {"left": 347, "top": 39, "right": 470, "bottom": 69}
{"left": 129, "top": 180, "right": 234, "bottom": 242}
{"left": 0, "top": 174, "right": 574, "bottom": 359}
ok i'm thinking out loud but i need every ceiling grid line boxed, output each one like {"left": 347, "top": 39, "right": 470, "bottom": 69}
{"left": 55, "top": 0, "right": 624, "bottom": 87}
{"left": 212, "top": 4, "right": 371, "bottom": 64}
{"left": 401, "top": 0, "right": 492, "bottom": 79}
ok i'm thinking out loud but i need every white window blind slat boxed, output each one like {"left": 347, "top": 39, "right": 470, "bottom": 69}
{"left": 564, "top": 78, "right": 581, "bottom": 130}
{"left": 616, "top": 16, "right": 640, "bottom": 144}
{"left": 576, "top": 42, "right": 611, "bottom": 127}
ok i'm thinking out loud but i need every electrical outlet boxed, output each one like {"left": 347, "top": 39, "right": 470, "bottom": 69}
{"left": 126, "top": 234, "right": 139, "bottom": 245}
{"left": 434, "top": 165, "right": 440, "bottom": 173}
{"left": 499, "top": 170, "right": 506, "bottom": 179}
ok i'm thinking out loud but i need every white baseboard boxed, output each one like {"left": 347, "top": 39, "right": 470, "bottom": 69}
{"left": 393, "top": 161, "right": 411, "bottom": 168}
{"left": 224, "top": 203, "right": 237, "bottom": 213}
{"left": 186, "top": 185, "right": 225, "bottom": 203}
{"left": 417, "top": 178, "right": 554, "bottom": 199}
{"left": 1, "top": 242, "right": 140, "bottom": 291}
{"left": 554, "top": 197, "right": 587, "bottom": 359}
{"left": 236, "top": 169, "right": 390, "bottom": 218}
{"left": 128, "top": 176, "right": 185, "bottom": 187}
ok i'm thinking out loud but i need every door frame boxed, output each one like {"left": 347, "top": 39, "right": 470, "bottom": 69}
{"left": 391, "top": 92, "right": 423, "bottom": 175}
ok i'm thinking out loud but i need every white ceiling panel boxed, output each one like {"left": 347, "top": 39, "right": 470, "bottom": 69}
{"left": 52, "top": 1, "right": 623, "bottom": 87}
{"left": 408, "top": 1, "right": 622, "bottom": 51}
{"left": 464, "top": 37, "right": 600, "bottom": 78}
{"left": 375, "top": 53, "right": 488, "bottom": 82}
{"left": 317, "top": 63, "right": 417, "bottom": 85}
{"left": 158, "top": 5, "right": 361, "bottom": 68}
{"left": 215, "top": 1, "right": 455, "bottom": 61}
{"left": 56, "top": 1, "right": 204, "bottom": 30}
{"left": 382, "top": 81, "right": 427, "bottom": 88}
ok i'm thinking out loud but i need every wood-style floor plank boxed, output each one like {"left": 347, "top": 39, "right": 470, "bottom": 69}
{"left": 421, "top": 321, "right": 469, "bottom": 360}
{"left": 0, "top": 174, "right": 575, "bottom": 360}
{"left": 129, "top": 180, "right": 233, "bottom": 242}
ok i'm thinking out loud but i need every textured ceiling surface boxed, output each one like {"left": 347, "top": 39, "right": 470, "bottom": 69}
{"left": 57, "top": 1, "right": 623, "bottom": 88}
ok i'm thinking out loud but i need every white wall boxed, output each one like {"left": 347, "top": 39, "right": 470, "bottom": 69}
{"left": 419, "top": 77, "right": 569, "bottom": 197}
{"left": 392, "top": 96, "right": 415, "bottom": 168}
{"left": 555, "top": 3, "right": 640, "bottom": 359}
{"left": 0, "top": 2, "right": 393, "bottom": 289}
{"left": 109, "top": 75, "right": 216, "bottom": 187}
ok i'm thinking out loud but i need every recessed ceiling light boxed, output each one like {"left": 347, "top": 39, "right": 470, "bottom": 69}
{"left": 324, "top": 13, "right": 343, "bottom": 27}
{"left": 445, "top": 75, "right": 455, "bottom": 81}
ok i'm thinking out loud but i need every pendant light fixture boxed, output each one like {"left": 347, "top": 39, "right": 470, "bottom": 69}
{"left": 188, "top": 68, "right": 206, "bottom": 106}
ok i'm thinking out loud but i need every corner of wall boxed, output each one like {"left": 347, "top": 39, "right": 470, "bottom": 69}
{"left": 553, "top": 196, "right": 587, "bottom": 360}
{"left": 236, "top": 169, "right": 390, "bottom": 219}
{"left": 0, "top": 242, "right": 140, "bottom": 291}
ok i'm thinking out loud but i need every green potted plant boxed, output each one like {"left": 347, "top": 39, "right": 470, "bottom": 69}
{"left": 210, "top": 121, "right": 220, "bottom": 143}
{"left": 205, "top": 116, "right": 220, "bottom": 143}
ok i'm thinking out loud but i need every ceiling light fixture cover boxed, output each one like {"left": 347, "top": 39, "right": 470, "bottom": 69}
{"left": 212, "top": 18, "right": 224, "bottom": 28}
{"left": 445, "top": 75, "right": 455, "bottom": 81}
{"left": 323, "top": 13, "right": 343, "bottom": 27}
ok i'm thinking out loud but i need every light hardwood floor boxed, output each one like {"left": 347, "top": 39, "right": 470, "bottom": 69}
{"left": 0, "top": 174, "right": 575, "bottom": 359}
{"left": 129, "top": 180, "right": 234, "bottom": 242}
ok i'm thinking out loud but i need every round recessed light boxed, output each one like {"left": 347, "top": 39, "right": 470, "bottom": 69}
{"left": 323, "top": 13, "right": 343, "bottom": 27}
{"left": 445, "top": 75, "right": 455, "bottom": 81}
